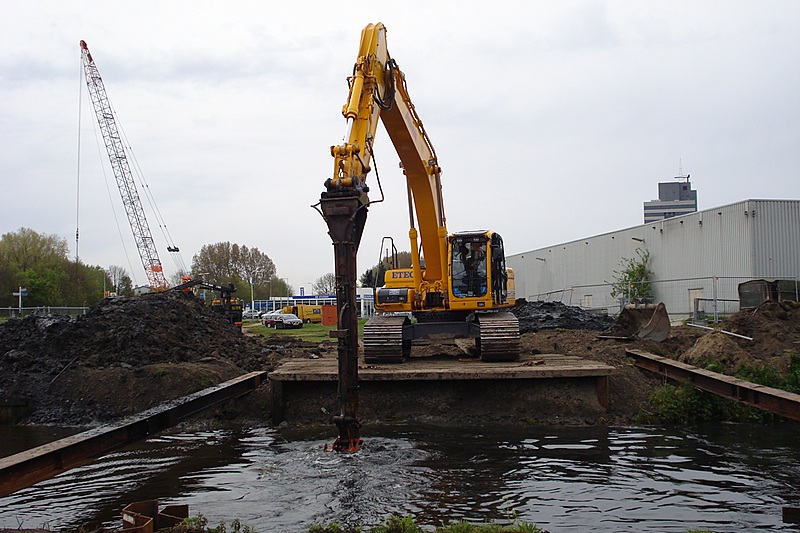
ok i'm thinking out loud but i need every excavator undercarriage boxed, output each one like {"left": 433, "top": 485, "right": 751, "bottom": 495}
{"left": 363, "top": 310, "right": 520, "bottom": 363}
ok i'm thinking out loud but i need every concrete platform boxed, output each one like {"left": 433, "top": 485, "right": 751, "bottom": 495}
{"left": 268, "top": 354, "right": 614, "bottom": 425}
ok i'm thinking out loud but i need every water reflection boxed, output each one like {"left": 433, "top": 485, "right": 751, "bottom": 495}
{"left": 0, "top": 423, "right": 798, "bottom": 532}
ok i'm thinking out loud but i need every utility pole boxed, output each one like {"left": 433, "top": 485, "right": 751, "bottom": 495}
{"left": 249, "top": 274, "right": 255, "bottom": 316}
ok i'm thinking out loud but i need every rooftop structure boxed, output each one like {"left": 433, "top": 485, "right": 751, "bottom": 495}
{"left": 644, "top": 174, "right": 698, "bottom": 223}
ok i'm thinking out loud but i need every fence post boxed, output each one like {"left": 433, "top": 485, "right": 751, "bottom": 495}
{"left": 712, "top": 276, "right": 718, "bottom": 323}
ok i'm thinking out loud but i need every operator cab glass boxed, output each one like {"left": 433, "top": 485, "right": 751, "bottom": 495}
{"left": 451, "top": 236, "right": 488, "bottom": 298}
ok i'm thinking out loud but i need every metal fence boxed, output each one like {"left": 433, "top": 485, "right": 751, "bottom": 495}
{"left": 1, "top": 307, "right": 91, "bottom": 319}
{"left": 527, "top": 276, "right": 800, "bottom": 323}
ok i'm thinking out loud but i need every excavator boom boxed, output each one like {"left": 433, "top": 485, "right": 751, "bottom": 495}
{"left": 329, "top": 23, "right": 447, "bottom": 286}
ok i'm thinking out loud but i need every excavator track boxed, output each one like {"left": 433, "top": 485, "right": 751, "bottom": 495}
{"left": 363, "top": 315, "right": 411, "bottom": 363}
{"left": 476, "top": 311, "right": 520, "bottom": 362}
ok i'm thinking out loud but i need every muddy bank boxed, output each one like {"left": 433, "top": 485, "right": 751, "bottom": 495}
{"left": 0, "top": 292, "right": 327, "bottom": 425}
{"left": 1, "top": 293, "right": 798, "bottom": 427}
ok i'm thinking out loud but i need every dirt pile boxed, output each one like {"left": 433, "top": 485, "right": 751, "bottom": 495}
{"left": 680, "top": 300, "right": 800, "bottom": 373}
{"left": 0, "top": 292, "right": 322, "bottom": 425}
{"left": 512, "top": 300, "right": 615, "bottom": 333}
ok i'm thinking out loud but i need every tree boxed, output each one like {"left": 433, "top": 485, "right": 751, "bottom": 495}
{"left": 0, "top": 228, "right": 128, "bottom": 307}
{"left": 0, "top": 227, "right": 69, "bottom": 272}
{"left": 106, "top": 265, "right": 136, "bottom": 297}
{"left": 107, "top": 265, "right": 127, "bottom": 294}
{"left": 234, "top": 245, "right": 276, "bottom": 302}
{"left": 0, "top": 228, "right": 100, "bottom": 306}
{"left": 359, "top": 251, "right": 413, "bottom": 288}
{"left": 313, "top": 273, "right": 337, "bottom": 296}
{"left": 168, "top": 269, "right": 190, "bottom": 288}
{"left": 117, "top": 274, "right": 134, "bottom": 296}
{"left": 191, "top": 241, "right": 278, "bottom": 300}
{"left": 267, "top": 276, "right": 292, "bottom": 298}
{"left": 191, "top": 242, "right": 240, "bottom": 285}
{"left": 607, "top": 248, "right": 654, "bottom": 302}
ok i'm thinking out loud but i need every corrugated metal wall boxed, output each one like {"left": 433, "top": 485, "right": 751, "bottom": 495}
{"left": 751, "top": 200, "right": 800, "bottom": 277}
{"left": 507, "top": 199, "right": 800, "bottom": 318}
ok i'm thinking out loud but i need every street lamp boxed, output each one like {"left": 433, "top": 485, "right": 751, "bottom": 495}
{"left": 249, "top": 274, "right": 255, "bottom": 316}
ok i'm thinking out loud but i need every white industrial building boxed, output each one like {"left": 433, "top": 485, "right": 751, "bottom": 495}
{"left": 507, "top": 199, "right": 800, "bottom": 321}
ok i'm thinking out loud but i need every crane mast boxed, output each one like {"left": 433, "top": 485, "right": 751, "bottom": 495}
{"left": 79, "top": 40, "right": 169, "bottom": 292}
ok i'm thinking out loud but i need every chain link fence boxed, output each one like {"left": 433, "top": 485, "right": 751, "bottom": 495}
{"left": 528, "top": 276, "right": 799, "bottom": 324}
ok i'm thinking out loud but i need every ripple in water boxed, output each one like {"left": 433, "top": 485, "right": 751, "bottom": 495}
{"left": 1, "top": 424, "right": 798, "bottom": 532}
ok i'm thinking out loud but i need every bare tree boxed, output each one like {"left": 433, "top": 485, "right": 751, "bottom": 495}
{"left": 106, "top": 265, "right": 129, "bottom": 293}
{"left": 235, "top": 245, "right": 276, "bottom": 290}
{"left": 313, "top": 273, "right": 337, "bottom": 296}
{"left": 191, "top": 241, "right": 278, "bottom": 301}
{"left": 191, "top": 242, "right": 240, "bottom": 285}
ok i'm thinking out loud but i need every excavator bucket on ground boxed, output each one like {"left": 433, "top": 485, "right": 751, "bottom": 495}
{"left": 599, "top": 302, "right": 671, "bottom": 341}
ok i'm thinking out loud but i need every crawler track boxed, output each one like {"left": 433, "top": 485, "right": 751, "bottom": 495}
{"left": 477, "top": 311, "right": 520, "bottom": 362}
{"left": 363, "top": 312, "right": 520, "bottom": 363}
{"left": 363, "top": 315, "right": 410, "bottom": 363}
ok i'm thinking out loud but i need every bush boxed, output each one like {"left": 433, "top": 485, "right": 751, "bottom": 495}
{"left": 641, "top": 353, "right": 800, "bottom": 424}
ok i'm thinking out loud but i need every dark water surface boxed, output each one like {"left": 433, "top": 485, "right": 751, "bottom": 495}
{"left": 1, "top": 423, "right": 798, "bottom": 532}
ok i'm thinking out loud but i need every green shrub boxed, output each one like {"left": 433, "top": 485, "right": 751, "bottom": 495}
{"left": 641, "top": 353, "right": 800, "bottom": 424}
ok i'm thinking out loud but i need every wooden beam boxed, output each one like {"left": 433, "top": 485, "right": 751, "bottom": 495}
{"left": 0, "top": 371, "right": 266, "bottom": 498}
{"left": 626, "top": 349, "right": 800, "bottom": 421}
{"left": 269, "top": 353, "right": 613, "bottom": 382}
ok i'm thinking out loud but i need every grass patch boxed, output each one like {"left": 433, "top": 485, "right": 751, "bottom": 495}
{"left": 307, "top": 514, "right": 544, "bottom": 533}
{"left": 737, "top": 352, "right": 800, "bottom": 393}
{"left": 250, "top": 319, "right": 367, "bottom": 343}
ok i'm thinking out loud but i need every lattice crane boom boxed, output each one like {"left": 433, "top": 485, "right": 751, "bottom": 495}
{"left": 79, "top": 40, "right": 168, "bottom": 291}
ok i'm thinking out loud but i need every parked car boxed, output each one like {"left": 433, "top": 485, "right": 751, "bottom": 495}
{"left": 242, "top": 309, "right": 260, "bottom": 320}
{"left": 274, "top": 313, "right": 303, "bottom": 329}
{"left": 261, "top": 310, "right": 283, "bottom": 327}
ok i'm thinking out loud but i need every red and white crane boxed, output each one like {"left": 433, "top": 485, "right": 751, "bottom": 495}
{"left": 79, "top": 40, "right": 171, "bottom": 291}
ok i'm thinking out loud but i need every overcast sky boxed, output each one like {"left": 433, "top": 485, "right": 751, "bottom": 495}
{"left": 2, "top": 1, "right": 798, "bottom": 294}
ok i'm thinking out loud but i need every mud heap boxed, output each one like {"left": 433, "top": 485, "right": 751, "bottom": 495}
{"left": 512, "top": 300, "right": 615, "bottom": 334}
{"left": 680, "top": 299, "right": 800, "bottom": 374}
{"left": 0, "top": 292, "right": 313, "bottom": 425}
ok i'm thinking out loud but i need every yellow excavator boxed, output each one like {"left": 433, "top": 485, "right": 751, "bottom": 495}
{"left": 324, "top": 23, "right": 519, "bottom": 363}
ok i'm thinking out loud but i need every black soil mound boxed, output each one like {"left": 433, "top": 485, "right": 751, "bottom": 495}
{"left": 0, "top": 292, "right": 283, "bottom": 425}
{"left": 512, "top": 300, "right": 615, "bottom": 334}
{"left": 0, "top": 291, "right": 265, "bottom": 372}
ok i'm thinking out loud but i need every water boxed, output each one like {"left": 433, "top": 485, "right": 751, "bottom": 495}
{"left": 1, "top": 423, "right": 798, "bottom": 532}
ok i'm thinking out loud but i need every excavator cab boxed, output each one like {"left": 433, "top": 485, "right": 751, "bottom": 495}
{"left": 448, "top": 231, "right": 513, "bottom": 309}
{"left": 452, "top": 237, "right": 488, "bottom": 299}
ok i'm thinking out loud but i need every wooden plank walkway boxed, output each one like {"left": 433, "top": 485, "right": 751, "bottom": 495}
{"left": 0, "top": 371, "right": 266, "bottom": 498}
{"left": 269, "top": 354, "right": 614, "bottom": 424}
{"left": 626, "top": 349, "right": 800, "bottom": 421}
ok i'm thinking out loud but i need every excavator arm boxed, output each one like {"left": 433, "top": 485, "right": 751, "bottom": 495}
{"left": 327, "top": 22, "right": 448, "bottom": 288}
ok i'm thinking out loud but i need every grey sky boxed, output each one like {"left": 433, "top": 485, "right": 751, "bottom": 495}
{"left": 2, "top": 1, "right": 798, "bottom": 293}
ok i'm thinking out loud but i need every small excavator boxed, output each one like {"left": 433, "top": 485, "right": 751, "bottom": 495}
{"left": 170, "top": 278, "right": 244, "bottom": 331}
